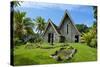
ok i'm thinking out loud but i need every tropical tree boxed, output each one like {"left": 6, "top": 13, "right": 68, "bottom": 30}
{"left": 13, "top": 10, "right": 34, "bottom": 45}
{"left": 76, "top": 24, "right": 89, "bottom": 33}
{"left": 12, "top": 1, "right": 22, "bottom": 7}
{"left": 11, "top": 1, "right": 23, "bottom": 46}
{"left": 81, "top": 25, "right": 97, "bottom": 48}
{"left": 33, "top": 16, "right": 46, "bottom": 35}
{"left": 11, "top": 1, "right": 22, "bottom": 12}
{"left": 81, "top": 6, "right": 97, "bottom": 48}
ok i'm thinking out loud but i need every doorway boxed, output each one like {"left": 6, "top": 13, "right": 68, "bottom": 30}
{"left": 75, "top": 35, "right": 79, "bottom": 42}
{"left": 48, "top": 33, "right": 54, "bottom": 43}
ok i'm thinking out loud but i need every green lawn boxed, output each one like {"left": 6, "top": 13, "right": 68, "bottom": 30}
{"left": 13, "top": 43, "right": 97, "bottom": 66}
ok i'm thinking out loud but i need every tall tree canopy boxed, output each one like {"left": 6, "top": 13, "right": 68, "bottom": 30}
{"left": 76, "top": 24, "right": 89, "bottom": 33}
{"left": 12, "top": 1, "right": 35, "bottom": 45}
{"left": 81, "top": 6, "right": 97, "bottom": 48}
{"left": 13, "top": 10, "right": 34, "bottom": 40}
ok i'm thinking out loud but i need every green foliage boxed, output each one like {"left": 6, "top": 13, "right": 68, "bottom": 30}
{"left": 33, "top": 16, "right": 46, "bottom": 35}
{"left": 28, "top": 33, "right": 44, "bottom": 43}
{"left": 13, "top": 37, "right": 20, "bottom": 46}
{"left": 14, "top": 11, "right": 34, "bottom": 36}
{"left": 34, "top": 37, "right": 43, "bottom": 43}
{"left": 25, "top": 42, "right": 35, "bottom": 49}
{"left": 90, "top": 37, "right": 97, "bottom": 48}
{"left": 81, "top": 30, "right": 93, "bottom": 45}
{"left": 13, "top": 10, "right": 34, "bottom": 45}
{"left": 81, "top": 6, "right": 97, "bottom": 47}
{"left": 11, "top": 1, "right": 23, "bottom": 7}
{"left": 81, "top": 25, "right": 97, "bottom": 48}
{"left": 76, "top": 24, "right": 89, "bottom": 33}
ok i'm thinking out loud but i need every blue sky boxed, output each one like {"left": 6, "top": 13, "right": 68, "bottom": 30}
{"left": 15, "top": 2, "right": 94, "bottom": 27}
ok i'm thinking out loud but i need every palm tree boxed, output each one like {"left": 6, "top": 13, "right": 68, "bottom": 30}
{"left": 13, "top": 1, "right": 22, "bottom": 7}
{"left": 11, "top": 1, "right": 22, "bottom": 12}
{"left": 33, "top": 16, "right": 46, "bottom": 35}
{"left": 14, "top": 10, "right": 34, "bottom": 39}
{"left": 11, "top": 1, "right": 23, "bottom": 44}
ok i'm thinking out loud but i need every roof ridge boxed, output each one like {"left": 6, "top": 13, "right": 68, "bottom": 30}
{"left": 59, "top": 9, "right": 81, "bottom": 35}
{"left": 43, "top": 19, "right": 60, "bottom": 35}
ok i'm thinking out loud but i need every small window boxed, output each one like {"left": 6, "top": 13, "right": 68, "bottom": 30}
{"left": 67, "top": 24, "right": 68, "bottom": 34}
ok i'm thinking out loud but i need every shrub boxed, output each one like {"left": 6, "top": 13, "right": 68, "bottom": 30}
{"left": 13, "top": 37, "right": 24, "bottom": 46}
{"left": 81, "top": 28, "right": 97, "bottom": 48}
{"left": 59, "top": 47, "right": 66, "bottom": 51}
{"left": 67, "top": 46, "right": 74, "bottom": 49}
{"left": 25, "top": 42, "right": 34, "bottom": 49}
{"left": 90, "top": 38, "right": 97, "bottom": 48}
{"left": 82, "top": 31, "right": 93, "bottom": 45}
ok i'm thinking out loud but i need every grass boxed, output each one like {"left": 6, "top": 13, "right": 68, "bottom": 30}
{"left": 13, "top": 43, "right": 97, "bottom": 66}
{"left": 69, "top": 43, "right": 97, "bottom": 62}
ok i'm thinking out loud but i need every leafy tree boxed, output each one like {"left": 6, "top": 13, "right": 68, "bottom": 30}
{"left": 81, "top": 28, "right": 95, "bottom": 45}
{"left": 81, "top": 6, "right": 97, "bottom": 48}
{"left": 76, "top": 24, "right": 89, "bottom": 33}
{"left": 81, "top": 26, "right": 97, "bottom": 48}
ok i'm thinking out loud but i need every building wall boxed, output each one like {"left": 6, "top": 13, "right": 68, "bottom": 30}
{"left": 43, "top": 24, "right": 60, "bottom": 43}
{"left": 60, "top": 18, "right": 80, "bottom": 42}
{"left": 71, "top": 23, "right": 80, "bottom": 42}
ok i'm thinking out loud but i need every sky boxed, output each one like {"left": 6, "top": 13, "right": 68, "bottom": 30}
{"left": 15, "top": 2, "right": 94, "bottom": 27}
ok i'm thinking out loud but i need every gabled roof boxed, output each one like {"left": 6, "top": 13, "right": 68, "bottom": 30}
{"left": 43, "top": 19, "right": 60, "bottom": 35}
{"left": 59, "top": 10, "right": 81, "bottom": 35}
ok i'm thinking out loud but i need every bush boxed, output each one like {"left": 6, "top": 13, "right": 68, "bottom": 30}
{"left": 28, "top": 37, "right": 35, "bottom": 43}
{"left": 82, "top": 31, "right": 93, "bottom": 45}
{"left": 81, "top": 27, "right": 97, "bottom": 48}
{"left": 13, "top": 37, "right": 24, "bottom": 46}
{"left": 90, "top": 38, "right": 97, "bottom": 48}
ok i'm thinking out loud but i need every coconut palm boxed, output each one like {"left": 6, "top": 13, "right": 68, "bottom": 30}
{"left": 13, "top": 1, "right": 22, "bottom": 7}
{"left": 11, "top": 1, "right": 22, "bottom": 12}
{"left": 33, "top": 16, "right": 46, "bottom": 35}
{"left": 14, "top": 10, "right": 34, "bottom": 39}
{"left": 11, "top": 1, "right": 23, "bottom": 38}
